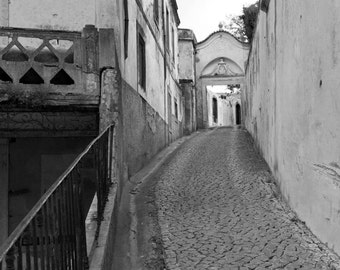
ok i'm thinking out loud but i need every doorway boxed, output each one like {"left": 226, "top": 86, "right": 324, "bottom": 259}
{"left": 236, "top": 103, "right": 241, "bottom": 125}
{"left": 212, "top": 97, "right": 218, "bottom": 123}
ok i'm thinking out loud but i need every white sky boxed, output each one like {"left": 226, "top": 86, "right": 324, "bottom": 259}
{"left": 177, "top": 0, "right": 256, "bottom": 42}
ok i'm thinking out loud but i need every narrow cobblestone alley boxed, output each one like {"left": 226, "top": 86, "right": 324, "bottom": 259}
{"left": 149, "top": 127, "right": 340, "bottom": 270}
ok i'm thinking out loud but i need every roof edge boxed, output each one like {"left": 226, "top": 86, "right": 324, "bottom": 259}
{"left": 197, "top": 30, "right": 250, "bottom": 47}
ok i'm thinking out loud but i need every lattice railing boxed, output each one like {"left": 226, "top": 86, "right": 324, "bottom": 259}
{"left": 0, "top": 26, "right": 99, "bottom": 106}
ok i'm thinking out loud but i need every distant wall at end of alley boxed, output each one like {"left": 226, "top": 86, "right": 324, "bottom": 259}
{"left": 243, "top": 0, "right": 340, "bottom": 254}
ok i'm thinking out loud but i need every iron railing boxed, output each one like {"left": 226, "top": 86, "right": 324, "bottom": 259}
{"left": 0, "top": 124, "right": 114, "bottom": 270}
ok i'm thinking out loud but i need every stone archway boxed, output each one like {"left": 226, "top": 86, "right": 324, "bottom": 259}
{"left": 194, "top": 31, "right": 249, "bottom": 128}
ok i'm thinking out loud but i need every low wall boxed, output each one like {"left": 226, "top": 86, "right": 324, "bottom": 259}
{"left": 244, "top": 0, "right": 340, "bottom": 254}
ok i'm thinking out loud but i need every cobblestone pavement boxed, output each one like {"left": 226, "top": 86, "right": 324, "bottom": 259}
{"left": 155, "top": 127, "right": 340, "bottom": 270}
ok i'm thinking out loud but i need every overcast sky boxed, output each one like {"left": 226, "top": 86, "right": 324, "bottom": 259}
{"left": 177, "top": 0, "right": 256, "bottom": 42}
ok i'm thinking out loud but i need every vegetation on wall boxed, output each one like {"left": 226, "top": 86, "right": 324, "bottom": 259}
{"left": 219, "top": 1, "right": 259, "bottom": 43}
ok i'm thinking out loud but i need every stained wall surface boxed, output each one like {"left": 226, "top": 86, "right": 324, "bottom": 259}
{"left": 244, "top": 0, "right": 340, "bottom": 254}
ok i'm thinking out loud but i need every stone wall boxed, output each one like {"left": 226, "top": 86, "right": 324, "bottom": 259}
{"left": 244, "top": 0, "right": 340, "bottom": 254}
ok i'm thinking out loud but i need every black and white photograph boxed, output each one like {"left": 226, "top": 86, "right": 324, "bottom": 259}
{"left": 0, "top": 0, "right": 339, "bottom": 269}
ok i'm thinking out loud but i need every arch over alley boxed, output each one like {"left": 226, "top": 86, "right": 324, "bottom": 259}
{"left": 195, "top": 31, "right": 249, "bottom": 128}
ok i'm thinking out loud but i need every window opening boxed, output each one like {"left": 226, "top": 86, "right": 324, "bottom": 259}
{"left": 154, "top": 0, "right": 159, "bottom": 24}
{"left": 174, "top": 98, "right": 178, "bottom": 119}
{"left": 123, "top": 0, "right": 129, "bottom": 59}
{"left": 138, "top": 34, "right": 146, "bottom": 90}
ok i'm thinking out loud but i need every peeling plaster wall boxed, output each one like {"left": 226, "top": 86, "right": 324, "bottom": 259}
{"left": 244, "top": 0, "right": 340, "bottom": 254}
{"left": 122, "top": 80, "right": 167, "bottom": 176}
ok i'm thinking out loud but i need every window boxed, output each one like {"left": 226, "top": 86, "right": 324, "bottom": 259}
{"left": 166, "top": 8, "right": 169, "bottom": 50}
{"left": 138, "top": 34, "right": 146, "bottom": 90}
{"left": 174, "top": 98, "right": 178, "bottom": 119}
{"left": 171, "top": 27, "right": 175, "bottom": 61}
{"left": 154, "top": 0, "right": 159, "bottom": 24}
{"left": 123, "top": 0, "right": 129, "bottom": 59}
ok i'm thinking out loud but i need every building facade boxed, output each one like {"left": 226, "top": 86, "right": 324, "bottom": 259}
{"left": 0, "top": 0, "right": 184, "bottom": 249}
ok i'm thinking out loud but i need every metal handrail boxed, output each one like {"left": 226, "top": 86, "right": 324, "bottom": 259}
{"left": 0, "top": 124, "right": 115, "bottom": 269}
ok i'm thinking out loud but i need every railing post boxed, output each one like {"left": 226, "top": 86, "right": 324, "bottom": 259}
{"left": 82, "top": 25, "right": 99, "bottom": 73}
{"left": 82, "top": 25, "right": 99, "bottom": 95}
{"left": 5, "top": 247, "right": 14, "bottom": 270}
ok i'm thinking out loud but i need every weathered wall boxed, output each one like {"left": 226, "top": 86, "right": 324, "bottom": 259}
{"left": 122, "top": 80, "right": 167, "bottom": 176}
{"left": 178, "top": 29, "right": 196, "bottom": 81}
{"left": 6, "top": 0, "right": 95, "bottom": 30}
{"left": 181, "top": 81, "right": 196, "bottom": 135}
{"left": 244, "top": 0, "right": 340, "bottom": 254}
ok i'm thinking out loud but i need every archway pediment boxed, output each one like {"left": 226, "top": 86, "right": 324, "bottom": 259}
{"left": 201, "top": 57, "right": 243, "bottom": 77}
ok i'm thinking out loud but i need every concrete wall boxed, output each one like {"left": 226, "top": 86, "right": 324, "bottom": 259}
{"left": 122, "top": 80, "right": 167, "bottom": 176}
{"left": 4, "top": 0, "right": 95, "bottom": 30}
{"left": 178, "top": 29, "right": 196, "bottom": 81}
{"left": 244, "top": 0, "right": 340, "bottom": 254}
{"left": 1, "top": 0, "right": 119, "bottom": 31}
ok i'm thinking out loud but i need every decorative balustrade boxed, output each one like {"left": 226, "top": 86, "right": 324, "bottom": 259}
{"left": 0, "top": 124, "right": 114, "bottom": 270}
{"left": 0, "top": 25, "right": 99, "bottom": 107}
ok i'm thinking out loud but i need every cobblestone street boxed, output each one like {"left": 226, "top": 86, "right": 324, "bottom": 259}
{"left": 153, "top": 127, "right": 340, "bottom": 270}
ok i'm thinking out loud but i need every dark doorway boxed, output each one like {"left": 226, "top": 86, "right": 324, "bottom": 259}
{"left": 236, "top": 103, "right": 241, "bottom": 125}
{"left": 212, "top": 97, "right": 218, "bottom": 123}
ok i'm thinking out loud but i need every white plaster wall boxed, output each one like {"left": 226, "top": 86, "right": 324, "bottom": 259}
{"left": 244, "top": 0, "right": 340, "bottom": 254}
{"left": 7, "top": 0, "right": 96, "bottom": 30}
{"left": 122, "top": 0, "right": 180, "bottom": 121}
{"left": 196, "top": 32, "right": 249, "bottom": 78}
{"left": 179, "top": 40, "right": 195, "bottom": 81}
